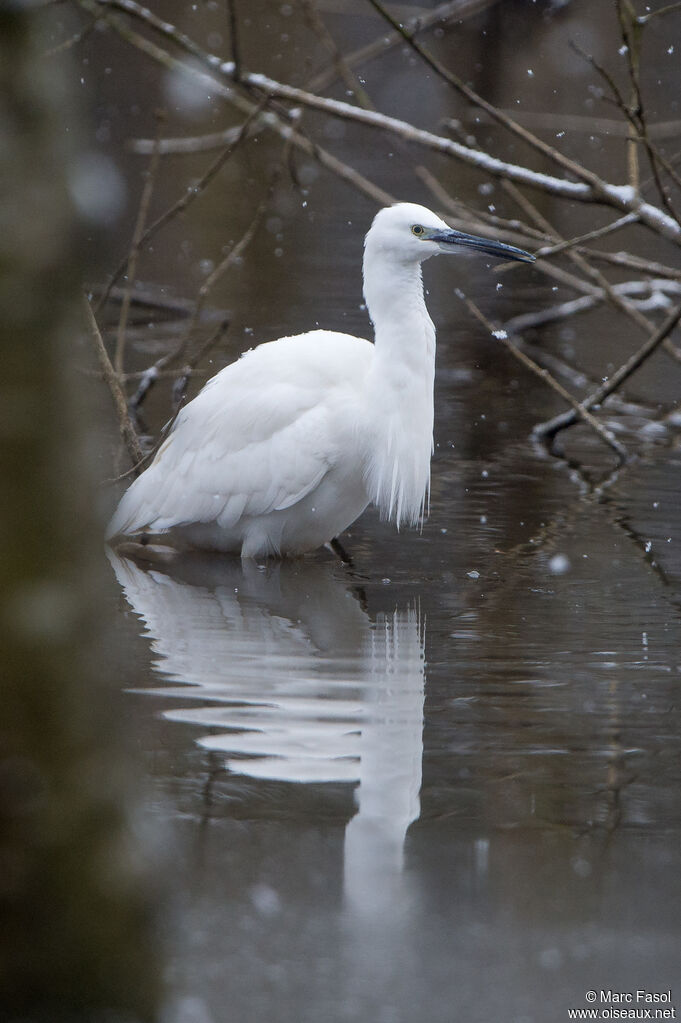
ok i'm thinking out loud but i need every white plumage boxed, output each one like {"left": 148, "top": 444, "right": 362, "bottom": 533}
{"left": 107, "top": 202, "right": 534, "bottom": 557}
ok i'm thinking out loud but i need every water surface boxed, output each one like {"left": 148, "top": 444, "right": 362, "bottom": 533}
{"left": 78, "top": 0, "right": 681, "bottom": 1016}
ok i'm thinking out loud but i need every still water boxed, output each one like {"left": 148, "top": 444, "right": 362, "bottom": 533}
{"left": 108, "top": 324, "right": 681, "bottom": 1023}
{"left": 83, "top": 0, "right": 681, "bottom": 1016}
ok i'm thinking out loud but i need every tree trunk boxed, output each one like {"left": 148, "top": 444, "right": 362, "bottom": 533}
{"left": 0, "top": 10, "right": 160, "bottom": 1021}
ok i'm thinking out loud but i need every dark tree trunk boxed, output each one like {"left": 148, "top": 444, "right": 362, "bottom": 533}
{"left": 0, "top": 9, "right": 160, "bottom": 1022}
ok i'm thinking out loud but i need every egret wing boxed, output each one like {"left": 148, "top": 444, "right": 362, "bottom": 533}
{"left": 107, "top": 331, "right": 372, "bottom": 538}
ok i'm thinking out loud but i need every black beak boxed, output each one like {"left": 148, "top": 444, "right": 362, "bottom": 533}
{"left": 431, "top": 228, "right": 535, "bottom": 264}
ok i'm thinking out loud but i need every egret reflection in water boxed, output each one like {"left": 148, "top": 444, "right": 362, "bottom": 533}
{"left": 109, "top": 550, "right": 426, "bottom": 908}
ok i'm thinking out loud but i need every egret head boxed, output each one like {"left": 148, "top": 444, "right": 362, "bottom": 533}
{"left": 366, "top": 202, "right": 535, "bottom": 266}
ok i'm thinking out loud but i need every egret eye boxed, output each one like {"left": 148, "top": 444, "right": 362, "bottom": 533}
{"left": 411, "top": 224, "right": 424, "bottom": 236}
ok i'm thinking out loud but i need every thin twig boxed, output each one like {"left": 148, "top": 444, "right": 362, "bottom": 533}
{"left": 307, "top": 0, "right": 491, "bottom": 94}
{"left": 131, "top": 113, "right": 395, "bottom": 206}
{"left": 129, "top": 123, "right": 248, "bottom": 155}
{"left": 80, "top": 0, "right": 681, "bottom": 241}
{"left": 502, "top": 176, "right": 650, "bottom": 326}
{"left": 113, "top": 109, "right": 165, "bottom": 375}
{"left": 105, "top": 320, "right": 228, "bottom": 485}
{"left": 586, "top": 249, "right": 681, "bottom": 281}
{"left": 417, "top": 163, "right": 646, "bottom": 264}
{"left": 445, "top": 119, "right": 681, "bottom": 371}
{"left": 573, "top": 32, "right": 681, "bottom": 223}
{"left": 415, "top": 165, "right": 549, "bottom": 248}
{"left": 446, "top": 110, "right": 681, "bottom": 417}
{"left": 504, "top": 280, "right": 681, "bottom": 334}
{"left": 503, "top": 173, "right": 681, "bottom": 366}
{"left": 465, "top": 110, "right": 681, "bottom": 141}
{"left": 637, "top": 1, "right": 681, "bottom": 23}
{"left": 128, "top": 177, "right": 274, "bottom": 415}
{"left": 226, "top": 0, "right": 240, "bottom": 81}
{"left": 91, "top": 0, "right": 236, "bottom": 76}
{"left": 300, "top": 0, "right": 375, "bottom": 110}
{"left": 462, "top": 296, "right": 629, "bottom": 463}
{"left": 79, "top": 2, "right": 395, "bottom": 215}
{"left": 535, "top": 298, "right": 681, "bottom": 439}
{"left": 181, "top": 192, "right": 272, "bottom": 366}
{"left": 171, "top": 319, "right": 230, "bottom": 414}
{"left": 43, "top": 18, "right": 98, "bottom": 55}
{"left": 615, "top": 6, "right": 642, "bottom": 194}
{"left": 534, "top": 214, "right": 639, "bottom": 258}
{"left": 364, "top": 0, "right": 621, "bottom": 198}
{"left": 97, "top": 101, "right": 267, "bottom": 315}
{"left": 84, "top": 294, "right": 144, "bottom": 471}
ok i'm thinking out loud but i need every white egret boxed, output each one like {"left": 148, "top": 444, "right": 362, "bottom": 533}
{"left": 107, "top": 202, "right": 534, "bottom": 558}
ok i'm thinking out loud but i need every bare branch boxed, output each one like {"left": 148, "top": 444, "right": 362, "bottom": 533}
{"left": 183, "top": 191, "right": 271, "bottom": 363}
{"left": 129, "top": 318, "right": 229, "bottom": 413}
{"left": 170, "top": 320, "right": 230, "bottom": 415}
{"left": 637, "top": 1, "right": 681, "bottom": 24}
{"left": 586, "top": 249, "right": 681, "bottom": 281}
{"left": 573, "top": 27, "right": 681, "bottom": 223}
{"left": 97, "top": 101, "right": 267, "bottom": 315}
{"left": 364, "top": 0, "right": 625, "bottom": 196}
{"left": 415, "top": 165, "right": 549, "bottom": 248}
{"left": 300, "top": 0, "right": 375, "bottom": 110}
{"left": 504, "top": 280, "right": 681, "bottom": 334}
{"left": 307, "top": 0, "right": 495, "bottom": 94}
{"left": 226, "top": 0, "right": 240, "bottom": 81}
{"left": 462, "top": 295, "right": 629, "bottom": 464}
{"left": 534, "top": 298, "right": 681, "bottom": 439}
{"left": 83, "top": 295, "right": 144, "bottom": 472}
{"left": 43, "top": 17, "right": 99, "bottom": 56}
{"left": 534, "top": 213, "right": 639, "bottom": 259}
{"left": 79, "top": 0, "right": 681, "bottom": 240}
{"left": 113, "top": 110, "right": 164, "bottom": 375}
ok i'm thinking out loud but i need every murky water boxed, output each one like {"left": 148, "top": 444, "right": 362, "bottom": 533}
{"left": 61, "top": 0, "right": 681, "bottom": 1016}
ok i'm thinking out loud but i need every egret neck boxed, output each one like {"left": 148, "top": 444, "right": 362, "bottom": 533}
{"left": 361, "top": 241, "right": 437, "bottom": 528}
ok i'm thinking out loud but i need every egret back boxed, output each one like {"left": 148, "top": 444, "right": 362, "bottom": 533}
{"left": 106, "top": 330, "right": 374, "bottom": 544}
